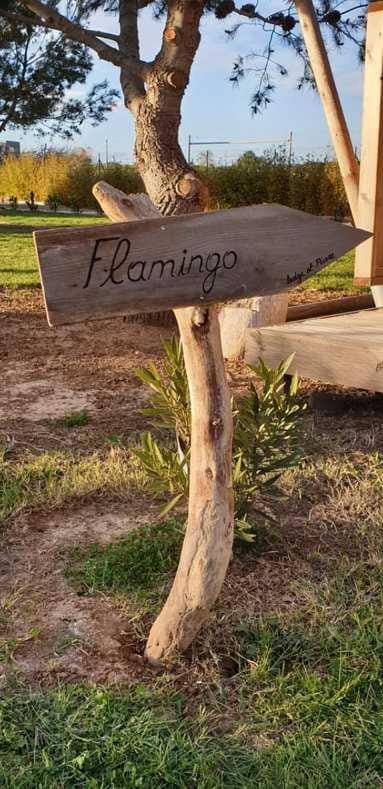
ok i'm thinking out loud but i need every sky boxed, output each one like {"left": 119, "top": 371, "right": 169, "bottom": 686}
{"left": 16, "top": 5, "right": 364, "bottom": 164}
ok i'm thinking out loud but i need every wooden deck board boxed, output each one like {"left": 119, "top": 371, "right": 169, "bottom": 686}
{"left": 245, "top": 308, "right": 383, "bottom": 391}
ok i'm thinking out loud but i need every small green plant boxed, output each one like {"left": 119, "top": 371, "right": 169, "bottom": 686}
{"left": 55, "top": 410, "right": 89, "bottom": 429}
{"left": 233, "top": 357, "right": 304, "bottom": 519}
{"left": 133, "top": 432, "right": 188, "bottom": 517}
{"left": 133, "top": 338, "right": 305, "bottom": 540}
{"left": 135, "top": 336, "right": 190, "bottom": 449}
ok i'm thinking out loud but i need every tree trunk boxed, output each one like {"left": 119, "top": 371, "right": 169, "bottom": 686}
{"left": 134, "top": 95, "right": 207, "bottom": 215}
{"left": 92, "top": 182, "right": 234, "bottom": 666}
{"left": 133, "top": 79, "right": 235, "bottom": 659}
{"left": 125, "top": 0, "right": 208, "bottom": 216}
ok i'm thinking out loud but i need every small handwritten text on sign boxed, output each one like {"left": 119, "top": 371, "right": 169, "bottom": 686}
{"left": 34, "top": 204, "right": 370, "bottom": 326}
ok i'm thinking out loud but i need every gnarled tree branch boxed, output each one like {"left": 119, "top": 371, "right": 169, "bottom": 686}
{"left": 17, "top": 0, "right": 149, "bottom": 75}
{"left": 85, "top": 29, "right": 120, "bottom": 42}
{"left": 119, "top": 0, "right": 146, "bottom": 111}
{"left": 133, "top": 0, "right": 208, "bottom": 214}
{"left": 0, "top": 9, "right": 121, "bottom": 44}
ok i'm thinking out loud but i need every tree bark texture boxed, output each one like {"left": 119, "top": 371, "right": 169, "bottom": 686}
{"left": 145, "top": 305, "right": 234, "bottom": 664}
{"left": 121, "top": 0, "right": 208, "bottom": 214}
{"left": 93, "top": 182, "right": 234, "bottom": 665}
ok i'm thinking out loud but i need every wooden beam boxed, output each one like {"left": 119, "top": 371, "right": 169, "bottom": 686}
{"left": 354, "top": 1, "right": 383, "bottom": 286}
{"left": 34, "top": 204, "right": 370, "bottom": 326}
{"left": 245, "top": 308, "right": 383, "bottom": 392}
{"left": 287, "top": 293, "right": 374, "bottom": 322}
{"left": 295, "top": 0, "right": 360, "bottom": 221}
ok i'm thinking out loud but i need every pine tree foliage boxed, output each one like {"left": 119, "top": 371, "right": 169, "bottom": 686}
{"left": 0, "top": 1, "right": 118, "bottom": 137}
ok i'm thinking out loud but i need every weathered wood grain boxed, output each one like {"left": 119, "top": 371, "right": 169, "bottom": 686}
{"left": 354, "top": 1, "right": 383, "bottom": 286}
{"left": 91, "top": 181, "right": 234, "bottom": 665}
{"left": 92, "top": 182, "right": 160, "bottom": 223}
{"left": 245, "top": 308, "right": 383, "bottom": 392}
{"left": 34, "top": 204, "right": 370, "bottom": 326}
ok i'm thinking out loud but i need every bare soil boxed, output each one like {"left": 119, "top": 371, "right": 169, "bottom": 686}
{"left": 0, "top": 289, "right": 171, "bottom": 454}
{"left": 1, "top": 289, "right": 382, "bottom": 690}
{"left": 289, "top": 288, "right": 359, "bottom": 305}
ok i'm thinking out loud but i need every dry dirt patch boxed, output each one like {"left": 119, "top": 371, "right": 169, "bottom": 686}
{"left": 1, "top": 289, "right": 383, "bottom": 692}
{"left": 0, "top": 290, "right": 171, "bottom": 451}
{"left": 1, "top": 363, "right": 94, "bottom": 421}
{"left": 0, "top": 504, "right": 160, "bottom": 686}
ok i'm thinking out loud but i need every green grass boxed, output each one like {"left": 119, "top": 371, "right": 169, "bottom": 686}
{"left": 54, "top": 410, "right": 90, "bottom": 429}
{"left": 3, "top": 566, "right": 383, "bottom": 787}
{"left": 231, "top": 562, "right": 383, "bottom": 787}
{"left": 0, "top": 684, "right": 265, "bottom": 789}
{"left": 67, "top": 518, "right": 184, "bottom": 611}
{"left": 67, "top": 517, "right": 271, "bottom": 613}
{"left": 2, "top": 447, "right": 383, "bottom": 784}
{"left": 0, "top": 447, "right": 141, "bottom": 526}
{"left": 0, "top": 211, "right": 108, "bottom": 289}
{"left": 300, "top": 250, "right": 367, "bottom": 294}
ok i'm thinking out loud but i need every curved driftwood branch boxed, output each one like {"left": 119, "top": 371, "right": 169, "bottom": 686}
{"left": 93, "top": 181, "right": 234, "bottom": 665}
{"left": 92, "top": 182, "right": 160, "bottom": 222}
{"left": 145, "top": 304, "right": 234, "bottom": 664}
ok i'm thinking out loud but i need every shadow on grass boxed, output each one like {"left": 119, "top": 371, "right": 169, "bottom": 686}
{"left": 0, "top": 268, "right": 39, "bottom": 275}
{"left": 0, "top": 224, "right": 48, "bottom": 235}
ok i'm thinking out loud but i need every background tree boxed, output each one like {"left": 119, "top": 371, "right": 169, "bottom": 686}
{"left": 0, "top": 0, "right": 368, "bottom": 663}
{"left": 0, "top": 0, "right": 367, "bottom": 211}
{"left": 0, "top": 3, "right": 118, "bottom": 137}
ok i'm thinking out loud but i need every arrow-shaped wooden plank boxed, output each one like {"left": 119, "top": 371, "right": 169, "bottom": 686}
{"left": 34, "top": 203, "right": 371, "bottom": 327}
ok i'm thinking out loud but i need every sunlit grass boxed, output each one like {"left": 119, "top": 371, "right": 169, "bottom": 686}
{"left": 0, "top": 210, "right": 109, "bottom": 226}
{"left": 1, "top": 435, "right": 383, "bottom": 784}
{"left": 0, "top": 212, "right": 108, "bottom": 289}
{"left": 0, "top": 447, "right": 141, "bottom": 527}
{"left": 300, "top": 250, "right": 367, "bottom": 294}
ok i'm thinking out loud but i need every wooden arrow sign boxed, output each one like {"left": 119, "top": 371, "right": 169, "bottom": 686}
{"left": 34, "top": 204, "right": 370, "bottom": 327}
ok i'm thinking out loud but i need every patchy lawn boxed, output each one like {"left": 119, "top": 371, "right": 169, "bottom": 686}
{"left": 2, "top": 443, "right": 383, "bottom": 786}
{"left": 0, "top": 211, "right": 108, "bottom": 289}
{"left": 1, "top": 284, "right": 383, "bottom": 786}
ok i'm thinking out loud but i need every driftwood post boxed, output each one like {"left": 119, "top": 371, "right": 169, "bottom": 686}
{"left": 219, "top": 0, "right": 363, "bottom": 360}
{"left": 92, "top": 182, "right": 234, "bottom": 665}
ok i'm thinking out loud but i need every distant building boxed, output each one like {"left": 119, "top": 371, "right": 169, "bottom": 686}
{"left": 0, "top": 140, "right": 21, "bottom": 158}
